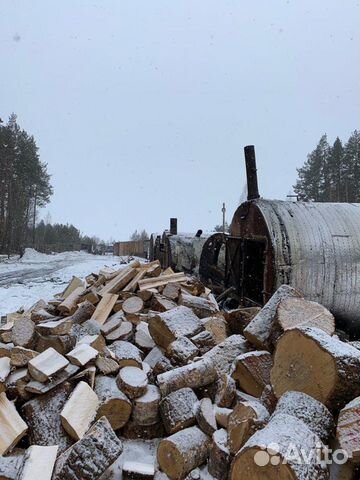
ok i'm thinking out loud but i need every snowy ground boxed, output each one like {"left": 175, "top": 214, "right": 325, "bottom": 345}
{"left": 0, "top": 248, "right": 126, "bottom": 316}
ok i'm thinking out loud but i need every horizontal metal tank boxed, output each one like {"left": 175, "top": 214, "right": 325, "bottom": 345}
{"left": 228, "top": 199, "right": 360, "bottom": 331}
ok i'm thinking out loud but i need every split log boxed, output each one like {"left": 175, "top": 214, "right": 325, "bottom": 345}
{"left": 17, "top": 445, "right": 58, "bottom": 480}
{"left": 162, "top": 283, "right": 181, "bottom": 302}
{"left": 231, "top": 350, "right": 273, "bottom": 396}
{"left": 208, "top": 429, "right": 231, "bottom": 480}
{"left": 66, "top": 343, "right": 98, "bottom": 366}
{"left": 28, "top": 347, "right": 69, "bottom": 382}
{"left": 25, "top": 364, "right": 79, "bottom": 395}
{"left": 61, "top": 275, "right": 84, "bottom": 299}
{"left": 137, "top": 289, "right": 154, "bottom": 302}
{"left": 151, "top": 295, "right": 177, "bottom": 313}
{"left": 215, "top": 406, "right": 232, "bottom": 428}
{"left": 35, "top": 317, "right": 73, "bottom": 336}
{"left": 0, "top": 392, "right": 28, "bottom": 455}
{"left": 202, "top": 334, "right": 249, "bottom": 375}
{"left": 0, "top": 322, "right": 13, "bottom": 344}
{"left": 58, "top": 287, "right": 86, "bottom": 315}
{"left": 95, "top": 350, "right": 120, "bottom": 376}
{"left": 91, "top": 293, "right": 119, "bottom": 325}
{"left": 190, "top": 330, "right": 216, "bottom": 355}
{"left": 79, "top": 287, "right": 99, "bottom": 305}
{"left": 78, "top": 333, "right": 106, "bottom": 352}
{"left": 94, "top": 375, "right": 132, "bottom": 430}
{"left": 195, "top": 397, "right": 217, "bottom": 435}
{"left": 0, "top": 449, "right": 24, "bottom": 479}
{"left": 22, "top": 382, "right": 73, "bottom": 453}
{"left": 337, "top": 396, "right": 360, "bottom": 464}
{"left": 157, "top": 426, "right": 210, "bottom": 480}
{"left": 35, "top": 332, "right": 76, "bottom": 356}
{"left": 157, "top": 358, "right": 217, "bottom": 396}
{"left": 211, "top": 373, "right": 236, "bottom": 408}
{"left": 202, "top": 316, "right": 228, "bottom": 345}
{"left": 132, "top": 384, "right": 161, "bottom": 426}
{"left": 71, "top": 366, "right": 96, "bottom": 389}
{"left": 0, "top": 357, "right": 10, "bottom": 392}
{"left": 123, "top": 461, "right": 155, "bottom": 480}
{"left": 106, "top": 320, "right": 133, "bottom": 342}
{"left": 273, "top": 391, "right": 333, "bottom": 442}
{"left": 230, "top": 413, "right": 328, "bottom": 480}
{"left": 5, "top": 368, "right": 30, "bottom": 401}
{"left": 60, "top": 380, "right": 99, "bottom": 440}
{"left": 148, "top": 306, "right": 203, "bottom": 349}
{"left": 10, "top": 346, "right": 37, "bottom": 370}
{"left": 166, "top": 337, "right": 199, "bottom": 366}
{"left": 123, "top": 268, "right": 148, "bottom": 293}
{"left": 271, "top": 296, "right": 335, "bottom": 345}
{"left": 144, "top": 346, "right": 165, "bottom": 369}
{"left": 0, "top": 342, "right": 13, "bottom": 357}
{"left": 117, "top": 366, "right": 148, "bottom": 399}
{"left": 99, "top": 263, "right": 140, "bottom": 295}
{"left": 138, "top": 272, "right": 186, "bottom": 292}
{"left": 153, "top": 356, "right": 174, "bottom": 376}
{"left": 11, "top": 318, "right": 36, "bottom": 349}
{"left": 53, "top": 417, "right": 123, "bottom": 480}
{"left": 30, "top": 308, "right": 55, "bottom": 324}
{"left": 68, "top": 300, "right": 96, "bottom": 324}
{"left": 243, "top": 284, "right": 301, "bottom": 350}
{"left": 271, "top": 326, "right": 360, "bottom": 409}
{"left": 108, "top": 340, "right": 142, "bottom": 368}
{"left": 135, "top": 322, "right": 156, "bottom": 352}
{"left": 160, "top": 387, "right": 198, "bottom": 434}
{"left": 228, "top": 400, "right": 270, "bottom": 454}
{"left": 259, "top": 385, "right": 278, "bottom": 414}
{"left": 100, "top": 313, "right": 123, "bottom": 336}
{"left": 179, "top": 294, "right": 219, "bottom": 319}
{"left": 224, "top": 307, "right": 261, "bottom": 335}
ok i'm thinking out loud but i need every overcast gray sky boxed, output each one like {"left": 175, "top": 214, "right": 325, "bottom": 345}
{"left": 1, "top": 1, "right": 359, "bottom": 240}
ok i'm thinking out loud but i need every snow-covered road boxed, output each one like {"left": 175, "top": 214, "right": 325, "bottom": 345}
{"left": 0, "top": 249, "right": 124, "bottom": 316}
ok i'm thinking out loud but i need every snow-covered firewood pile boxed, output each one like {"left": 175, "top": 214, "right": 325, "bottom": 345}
{"left": 0, "top": 260, "right": 360, "bottom": 479}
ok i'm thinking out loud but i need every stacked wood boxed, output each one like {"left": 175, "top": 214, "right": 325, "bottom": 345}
{"left": 3, "top": 258, "right": 360, "bottom": 478}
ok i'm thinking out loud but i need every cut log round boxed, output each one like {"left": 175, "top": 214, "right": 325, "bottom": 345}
{"left": 132, "top": 384, "right": 161, "bottom": 426}
{"left": 230, "top": 413, "right": 328, "bottom": 480}
{"left": 195, "top": 397, "right": 217, "bottom": 435}
{"left": 202, "top": 316, "right": 228, "bottom": 345}
{"left": 123, "top": 461, "right": 155, "bottom": 480}
{"left": 243, "top": 284, "right": 301, "bottom": 350}
{"left": 179, "top": 293, "right": 219, "bottom": 319}
{"left": 106, "top": 320, "right": 133, "bottom": 342}
{"left": 224, "top": 307, "right": 261, "bottom": 335}
{"left": 157, "top": 426, "right": 210, "bottom": 480}
{"left": 135, "top": 322, "right": 156, "bottom": 352}
{"left": 69, "top": 300, "right": 96, "bottom": 324}
{"left": 94, "top": 375, "right": 132, "bottom": 430}
{"left": 123, "top": 297, "right": 144, "bottom": 316}
{"left": 108, "top": 340, "right": 142, "bottom": 368}
{"left": 271, "top": 326, "right": 360, "bottom": 409}
{"left": 117, "top": 366, "right": 148, "bottom": 399}
{"left": 336, "top": 395, "right": 360, "bottom": 464}
{"left": 231, "top": 350, "right": 273, "bottom": 397}
{"left": 160, "top": 387, "right": 198, "bottom": 434}
{"left": 272, "top": 297, "right": 335, "bottom": 345}
{"left": 157, "top": 358, "right": 217, "bottom": 397}
{"left": 208, "top": 429, "right": 231, "bottom": 480}
{"left": 228, "top": 400, "right": 270, "bottom": 454}
{"left": 11, "top": 318, "right": 36, "bottom": 349}
{"left": 273, "top": 391, "right": 334, "bottom": 442}
{"left": 148, "top": 306, "right": 203, "bottom": 350}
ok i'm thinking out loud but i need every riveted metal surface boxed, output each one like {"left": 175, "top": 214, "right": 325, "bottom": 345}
{"left": 245, "top": 200, "right": 360, "bottom": 328}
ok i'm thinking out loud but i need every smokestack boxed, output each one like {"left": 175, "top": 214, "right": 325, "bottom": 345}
{"left": 170, "top": 218, "right": 178, "bottom": 235}
{"left": 244, "top": 145, "right": 260, "bottom": 201}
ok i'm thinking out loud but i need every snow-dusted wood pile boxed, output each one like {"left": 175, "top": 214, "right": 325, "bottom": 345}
{"left": 0, "top": 261, "right": 360, "bottom": 479}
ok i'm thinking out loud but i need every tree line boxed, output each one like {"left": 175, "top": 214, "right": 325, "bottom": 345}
{"left": 294, "top": 130, "right": 360, "bottom": 202}
{"left": 0, "top": 114, "right": 53, "bottom": 255}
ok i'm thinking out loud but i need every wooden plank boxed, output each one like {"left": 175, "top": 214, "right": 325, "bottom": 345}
{"left": 91, "top": 293, "right": 119, "bottom": 325}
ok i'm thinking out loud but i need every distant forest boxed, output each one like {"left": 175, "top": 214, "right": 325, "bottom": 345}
{"left": 0, "top": 115, "right": 102, "bottom": 255}
{"left": 294, "top": 130, "right": 360, "bottom": 202}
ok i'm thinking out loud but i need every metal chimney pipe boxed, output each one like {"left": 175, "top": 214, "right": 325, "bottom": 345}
{"left": 244, "top": 145, "right": 260, "bottom": 200}
{"left": 170, "top": 218, "right": 178, "bottom": 235}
